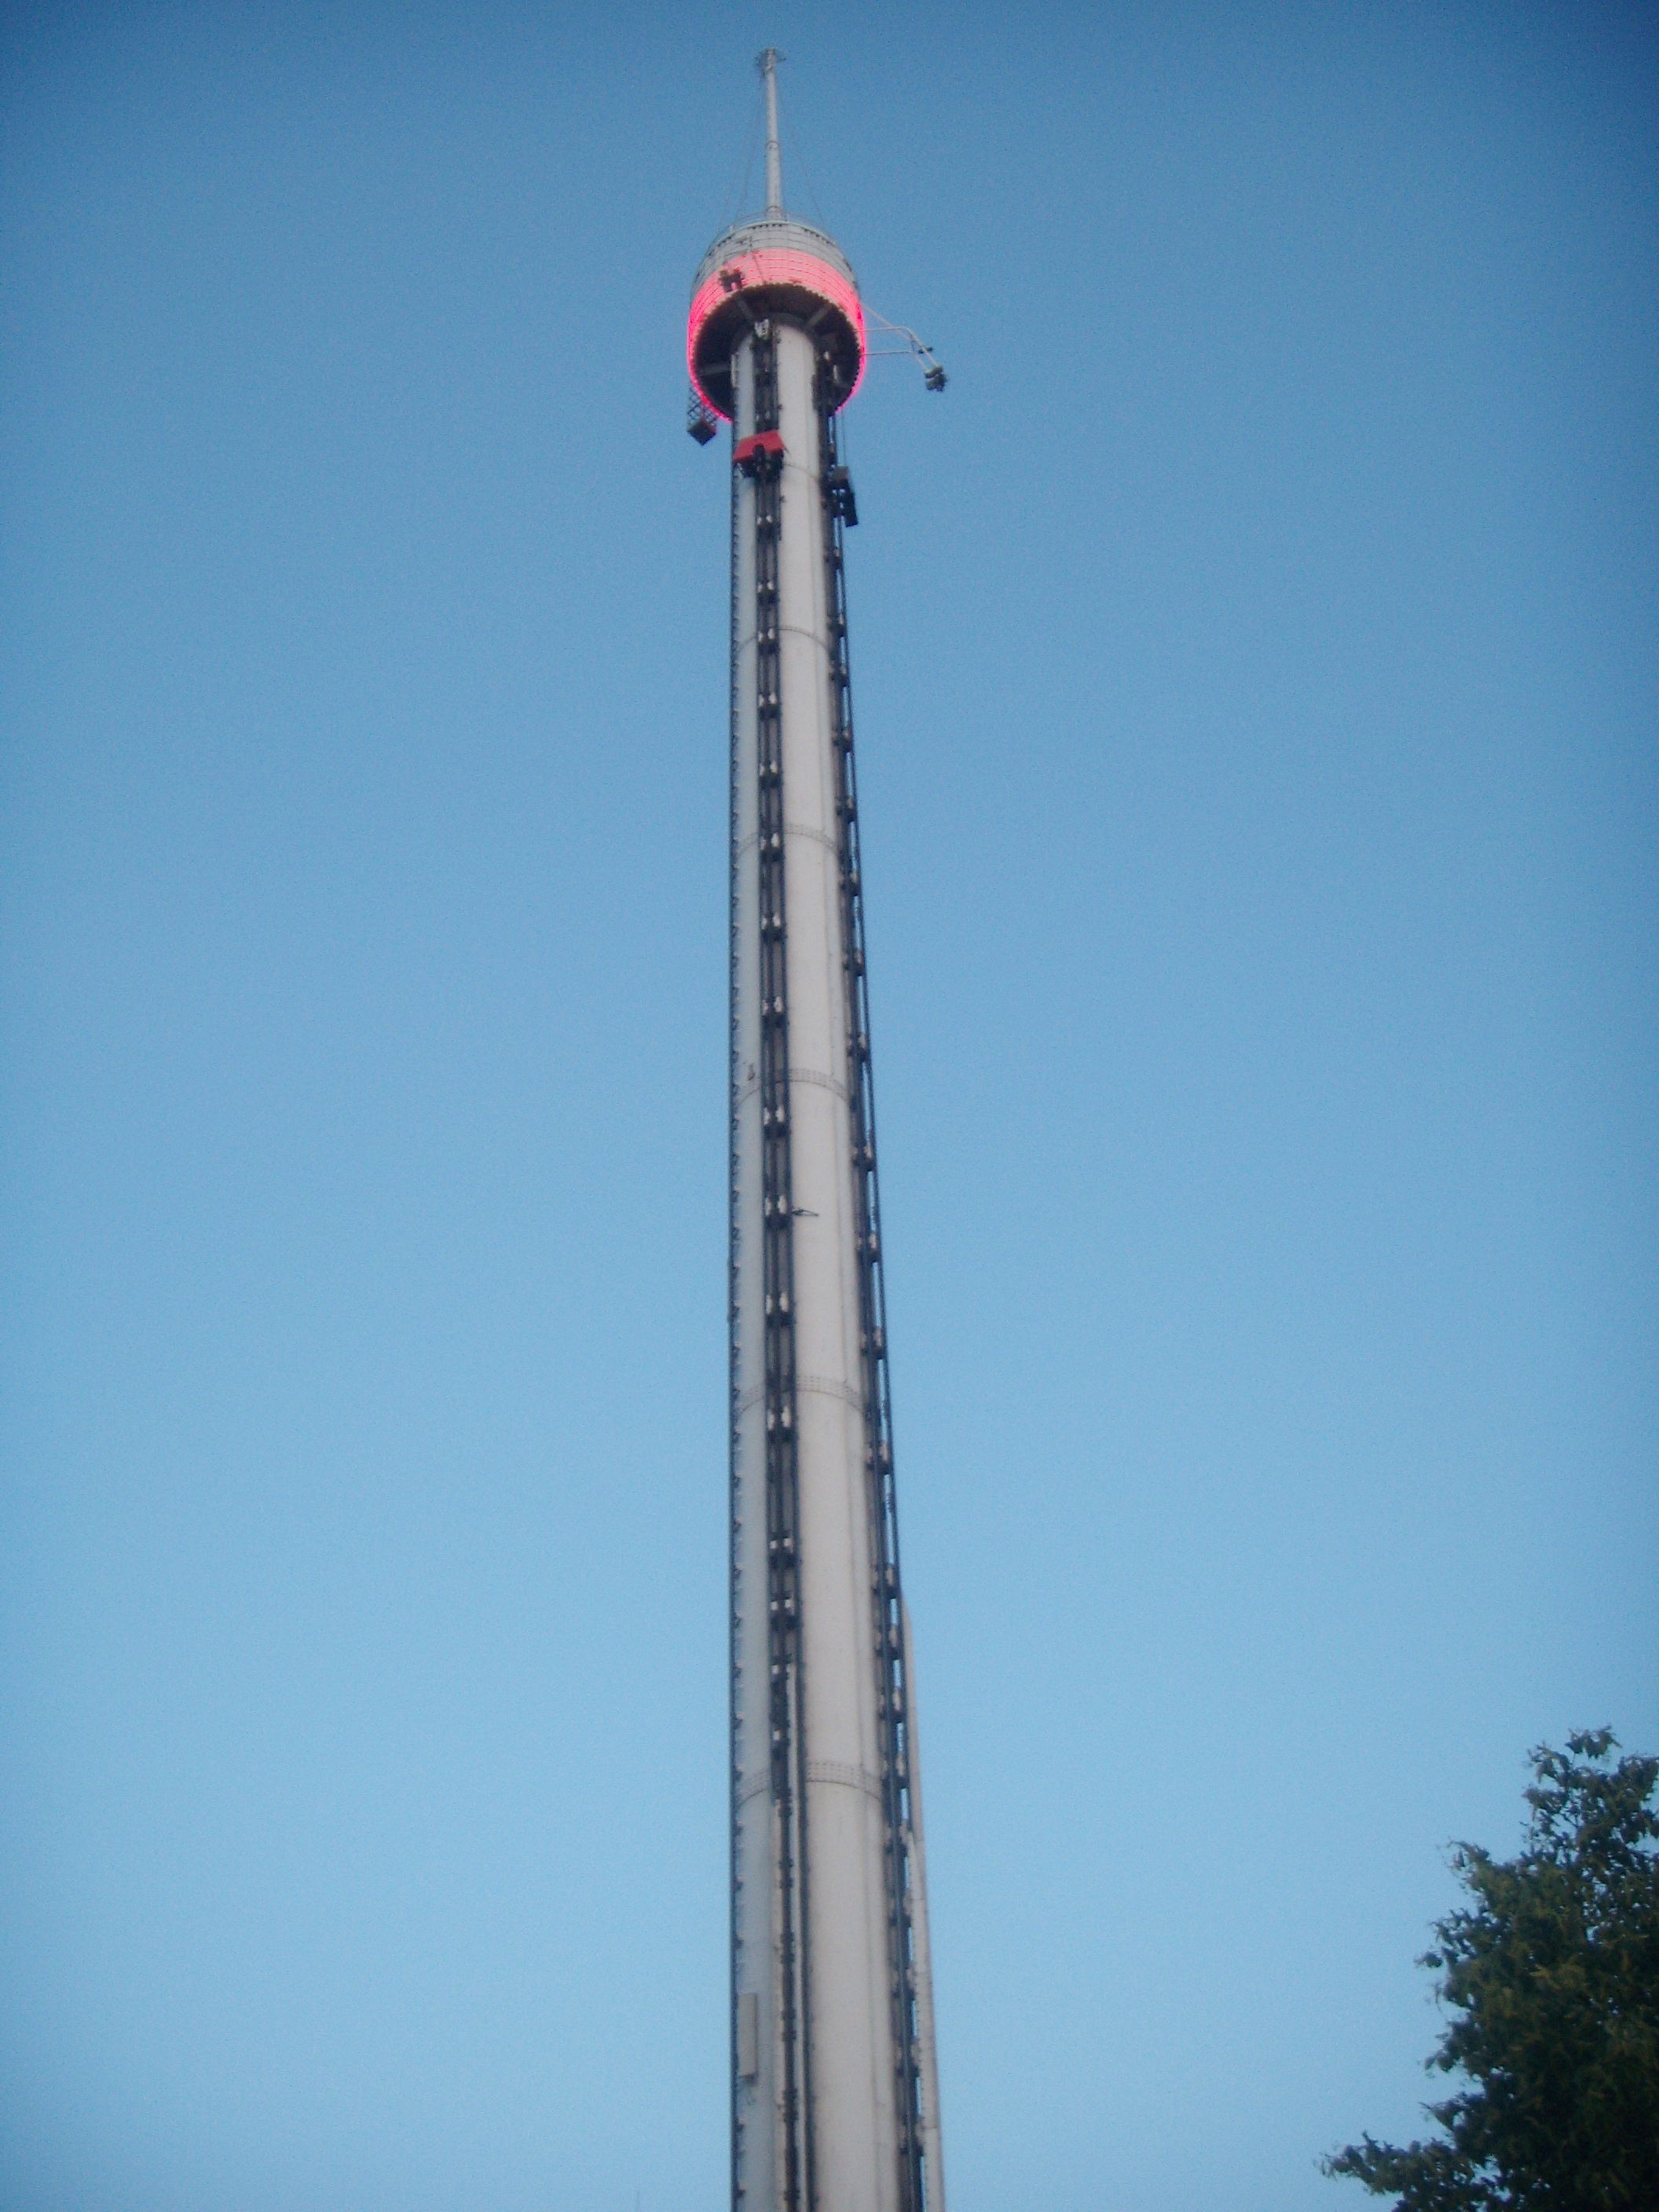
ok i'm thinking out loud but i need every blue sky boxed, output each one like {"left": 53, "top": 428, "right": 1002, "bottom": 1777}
{"left": 2, "top": 3, "right": 1654, "bottom": 2208}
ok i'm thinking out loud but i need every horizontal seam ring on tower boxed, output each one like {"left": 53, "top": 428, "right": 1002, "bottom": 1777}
{"left": 735, "top": 822, "right": 839, "bottom": 858}
{"left": 735, "top": 1374, "right": 862, "bottom": 1417}
{"left": 733, "top": 1764, "right": 884, "bottom": 1808}
{"left": 805, "top": 1759, "right": 886, "bottom": 1803}
{"left": 734, "top": 1067, "right": 850, "bottom": 1107}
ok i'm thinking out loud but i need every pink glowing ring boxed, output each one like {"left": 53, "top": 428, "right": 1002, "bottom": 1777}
{"left": 687, "top": 247, "right": 866, "bottom": 420}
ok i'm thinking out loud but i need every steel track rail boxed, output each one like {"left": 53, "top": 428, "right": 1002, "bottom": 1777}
{"left": 816, "top": 373, "right": 932, "bottom": 2212}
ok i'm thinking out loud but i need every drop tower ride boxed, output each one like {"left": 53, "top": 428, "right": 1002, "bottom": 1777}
{"left": 686, "top": 52, "right": 947, "bottom": 2212}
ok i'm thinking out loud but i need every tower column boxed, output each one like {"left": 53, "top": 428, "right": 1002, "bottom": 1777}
{"left": 695, "top": 69, "right": 945, "bottom": 2212}
{"left": 731, "top": 316, "right": 910, "bottom": 2212}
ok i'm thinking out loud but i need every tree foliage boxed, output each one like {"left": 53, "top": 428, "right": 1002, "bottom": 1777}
{"left": 1325, "top": 1730, "right": 1659, "bottom": 2212}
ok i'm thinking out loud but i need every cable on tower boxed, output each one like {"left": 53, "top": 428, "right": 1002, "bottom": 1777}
{"left": 864, "top": 309, "right": 947, "bottom": 391}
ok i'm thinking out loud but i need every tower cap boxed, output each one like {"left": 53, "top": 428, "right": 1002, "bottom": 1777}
{"left": 687, "top": 214, "right": 866, "bottom": 422}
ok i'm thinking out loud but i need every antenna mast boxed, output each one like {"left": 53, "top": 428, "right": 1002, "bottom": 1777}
{"left": 757, "top": 47, "right": 785, "bottom": 215}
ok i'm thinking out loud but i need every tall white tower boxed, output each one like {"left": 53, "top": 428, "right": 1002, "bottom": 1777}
{"left": 687, "top": 52, "right": 946, "bottom": 2212}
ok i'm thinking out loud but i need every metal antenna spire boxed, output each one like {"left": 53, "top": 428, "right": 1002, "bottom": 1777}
{"left": 757, "top": 46, "right": 785, "bottom": 215}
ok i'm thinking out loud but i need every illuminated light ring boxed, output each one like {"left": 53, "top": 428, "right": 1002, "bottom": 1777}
{"left": 687, "top": 247, "right": 866, "bottom": 421}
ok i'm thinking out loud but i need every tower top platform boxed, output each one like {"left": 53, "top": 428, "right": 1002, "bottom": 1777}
{"left": 687, "top": 214, "right": 866, "bottom": 423}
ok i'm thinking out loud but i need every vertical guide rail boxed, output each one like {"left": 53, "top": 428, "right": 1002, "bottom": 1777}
{"left": 746, "top": 323, "right": 813, "bottom": 2212}
{"left": 728, "top": 339, "right": 742, "bottom": 2208}
{"left": 816, "top": 374, "right": 930, "bottom": 2212}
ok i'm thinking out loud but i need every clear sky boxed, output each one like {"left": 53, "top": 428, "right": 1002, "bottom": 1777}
{"left": 2, "top": 3, "right": 1654, "bottom": 2208}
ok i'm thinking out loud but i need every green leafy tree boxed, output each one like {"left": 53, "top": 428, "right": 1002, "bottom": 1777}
{"left": 1325, "top": 1729, "right": 1659, "bottom": 2212}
